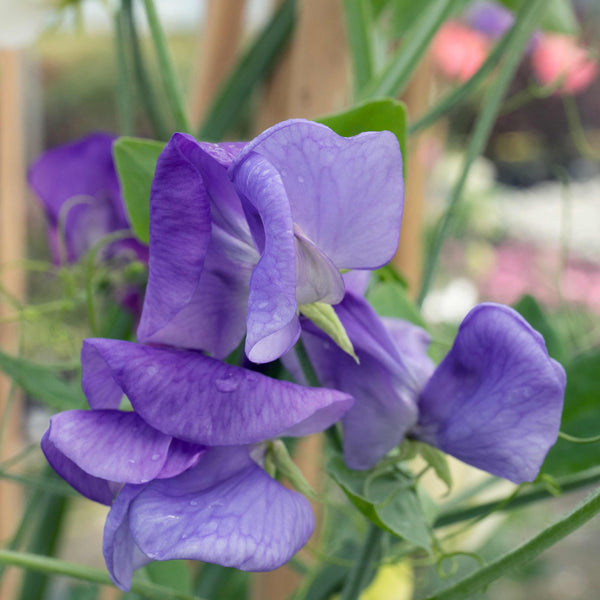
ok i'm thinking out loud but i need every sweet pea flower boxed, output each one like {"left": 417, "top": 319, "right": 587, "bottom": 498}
{"left": 29, "top": 133, "right": 148, "bottom": 265}
{"left": 137, "top": 119, "right": 403, "bottom": 364}
{"left": 464, "top": 1, "right": 514, "bottom": 39}
{"left": 297, "top": 293, "right": 565, "bottom": 483}
{"left": 42, "top": 338, "right": 352, "bottom": 590}
{"left": 431, "top": 21, "right": 490, "bottom": 82}
{"left": 531, "top": 33, "right": 598, "bottom": 94}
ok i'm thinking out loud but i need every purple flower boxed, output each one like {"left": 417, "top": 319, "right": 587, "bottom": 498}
{"left": 464, "top": 1, "right": 514, "bottom": 39}
{"left": 298, "top": 293, "right": 565, "bottom": 483}
{"left": 42, "top": 338, "right": 352, "bottom": 590}
{"left": 28, "top": 133, "right": 148, "bottom": 265}
{"left": 137, "top": 120, "right": 403, "bottom": 364}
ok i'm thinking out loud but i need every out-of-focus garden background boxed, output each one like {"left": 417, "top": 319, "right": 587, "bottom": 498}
{"left": 1, "top": 1, "right": 600, "bottom": 599}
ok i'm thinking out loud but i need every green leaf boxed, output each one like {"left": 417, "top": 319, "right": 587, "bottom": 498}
{"left": 499, "top": 0, "right": 579, "bottom": 34}
{"left": 418, "top": 443, "right": 453, "bottom": 491}
{"left": 0, "top": 350, "right": 85, "bottom": 411}
{"left": 513, "top": 294, "right": 566, "bottom": 364}
{"left": 543, "top": 350, "right": 600, "bottom": 476}
{"left": 145, "top": 561, "right": 192, "bottom": 595}
{"left": 327, "top": 455, "right": 431, "bottom": 551}
{"left": 299, "top": 302, "right": 358, "bottom": 362}
{"left": 317, "top": 98, "right": 407, "bottom": 175}
{"left": 366, "top": 278, "right": 425, "bottom": 327}
{"left": 199, "top": 0, "right": 297, "bottom": 141}
{"left": 113, "top": 137, "right": 165, "bottom": 244}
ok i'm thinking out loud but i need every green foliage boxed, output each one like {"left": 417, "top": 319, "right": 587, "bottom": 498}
{"left": 327, "top": 454, "right": 431, "bottom": 551}
{"left": 145, "top": 561, "right": 193, "bottom": 596}
{"left": 318, "top": 98, "right": 407, "bottom": 171}
{"left": 199, "top": 0, "right": 297, "bottom": 141}
{"left": 299, "top": 302, "right": 358, "bottom": 362}
{"left": 113, "top": 137, "right": 165, "bottom": 244}
{"left": 499, "top": 0, "right": 579, "bottom": 34}
{"left": 0, "top": 350, "right": 85, "bottom": 411}
{"left": 418, "top": 443, "right": 453, "bottom": 492}
{"left": 543, "top": 350, "right": 600, "bottom": 476}
{"left": 513, "top": 294, "right": 567, "bottom": 364}
{"left": 366, "top": 278, "right": 425, "bottom": 327}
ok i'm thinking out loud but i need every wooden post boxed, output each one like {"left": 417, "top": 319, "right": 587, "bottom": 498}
{"left": 391, "top": 55, "right": 432, "bottom": 297}
{"left": 0, "top": 48, "right": 26, "bottom": 600}
{"left": 252, "top": 1, "right": 348, "bottom": 598}
{"left": 189, "top": 0, "right": 246, "bottom": 129}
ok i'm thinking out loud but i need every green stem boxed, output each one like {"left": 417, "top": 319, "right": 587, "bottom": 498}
{"left": 417, "top": 0, "right": 546, "bottom": 307}
{"left": 0, "top": 550, "right": 203, "bottom": 600}
{"left": 295, "top": 340, "right": 342, "bottom": 451}
{"left": 123, "top": 0, "right": 170, "bottom": 140}
{"left": 142, "top": 0, "right": 191, "bottom": 132}
{"left": 344, "top": 0, "right": 375, "bottom": 95}
{"left": 408, "top": 26, "right": 513, "bottom": 135}
{"left": 422, "top": 485, "right": 600, "bottom": 600}
{"left": 360, "top": 0, "right": 455, "bottom": 100}
{"left": 198, "top": 0, "right": 296, "bottom": 141}
{"left": 562, "top": 94, "right": 600, "bottom": 161}
{"left": 435, "top": 464, "right": 600, "bottom": 528}
{"left": 559, "top": 431, "right": 600, "bottom": 444}
{"left": 114, "top": 5, "right": 134, "bottom": 136}
{"left": 339, "top": 525, "right": 382, "bottom": 600}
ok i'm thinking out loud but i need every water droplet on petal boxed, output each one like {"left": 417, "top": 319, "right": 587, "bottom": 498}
{"left": 128, "top": 459, "right": 136, "bottom": 464}
{"left": 189, "top": 500, "right": 198, "bottom": 506}
{"left": 151, "top": 454, "right": 160, "bottom": 461}
{"left": 215, "top": 374, "right": 239, "bottom": 393}
{"left": 297, "top": 175, "right": 305, "bottom": 183}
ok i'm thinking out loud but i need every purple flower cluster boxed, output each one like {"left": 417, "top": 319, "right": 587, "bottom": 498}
{"left": 41, "top": 119, "right": 565, "bottom": 589}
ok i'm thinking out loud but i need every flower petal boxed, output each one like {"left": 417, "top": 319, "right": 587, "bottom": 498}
{"left": 28, "top": 133, "right": 127, "bottom": 262}
{"left": 47, "top": 410, "right": 172, "bottom": 484}
{"left": 103, "top": 484, "right": 150, "bottom": 590}
{"left": 137, "top": 134, "right": 256, "bottom": 358}
{"left": 137, "top": 133, "right": 212, "bottom": 345}
{"left": 301, "top": 294, "right": 419, "bottom": 469}
{"left": 28, "top": 133, "right": 120, "bottom": 223}
{"left": 415, "top": 303, "right": 566, "bottom": 483}
{"left": 129, "top": 447, "right": 314, "bottom": 571}
{"left": 295, "top": 229, "right": 345, "bottom": 305}
{"left": 41, "top": 429, "right": 115, "bottom": 506}
{"left": 234, "top": 119, "right": 404, "bottom": 269}
{"left": 232, "top": 152, "right": 300, "bottom": 363}
{"left": 81, "top": 339, "right": 353, "bottom": 445}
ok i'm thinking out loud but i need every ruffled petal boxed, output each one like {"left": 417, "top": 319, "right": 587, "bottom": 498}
{"left": 41, "top": 429, "right": 115, "bottom": 506}
{"left": 232, "top": 152, "right": 299, "bottom": 363}
{"left": 81, "top": 339, "right": 353, "bottom": 445}
{"left": 233, "top": 119, "right": 404, "bottom": 269}
{"left": 128, "top": 447, "right": 314, "bottom": 571}
{"left": 138, "top": 134, "right": 256, "bottom": 358}
{"left": 136, "top": 133, "right": 212, "bottom": 345}
{"left": 47, "top": 410, "right": 172, "bottom": 484}
{"left": 415, "top": 303, "right": 566, "bottom": 483}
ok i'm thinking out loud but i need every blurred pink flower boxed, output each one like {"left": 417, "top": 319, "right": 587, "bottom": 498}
{"left": 431, "top": 21, "right": 490, "bottom": 82}
{"left": 531, "top": 34, "right": 598, "bottom": 94}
